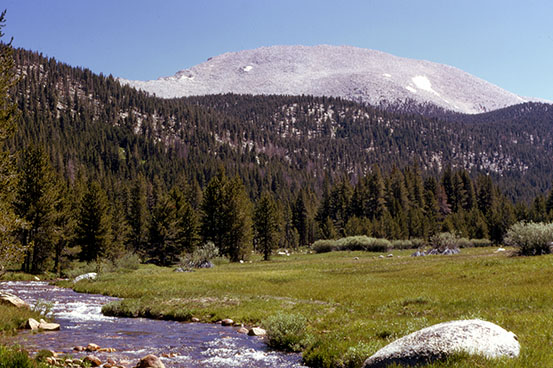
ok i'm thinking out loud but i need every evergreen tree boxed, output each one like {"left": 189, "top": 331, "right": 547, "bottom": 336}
{"left": 15, "top": 144, "right": 60, "bottom": 273}
{"left": 546, "top": 188, "right": 553, "bottom": 217}
{"left": 109, "top": 191, "right": 130, "bottom": 260}
{"left": 127, "top": 176, "right": 148, "bottom": 254}
{"left": 476, "top": 174, "right": 495, "bottom": 216}
{"left": 171, "top": 187, "right": 199, "bottom": 254}
{"left": 201, "top": 170, "right": 227, "bottom": 253}
{"left": 488, "top": 199, "right": 516, "bottom": 244}
{"left": 201, "top": 170, "right": 252, "bottom": 261}
{"left": 459, "top": 170, "right": 476, "bottom": 211}
{"left": 223, "top": 176, "right": 253, "bottom": 261}
{"left": 291, "top": 191, "right": 308, "bottom": 246}
{"left": 147, "top": 193, "right": 178, "bottom": 266}
{"left": 0, "top": 11, "right": 25, "bottom": 276}
{"left": 281, "top": 205, "right": 299, "bottom": 249}
{"left": 253, "top": 192, "right": 282, "bottom": 260}
{"left": 76, "top": 181, "right": 112, "bottom": 262}
{"left": 52, "top": 183, "right": 76, "bottom": 276}
{"left": 364, "top": 165, "right": 387, "bottom": 219}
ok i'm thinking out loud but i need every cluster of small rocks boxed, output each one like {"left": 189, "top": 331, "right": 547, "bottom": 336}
{"left": 72, "top": 344, "right": 165, "bottom": 368}
{"left": 411, "top": 247, "right": 460, "bottom": 257}
{"left": 218, "top": 318, "right": 267, "bottom": 337}
{"left": 30, "top": 343, "right": 167, "bottom": 368}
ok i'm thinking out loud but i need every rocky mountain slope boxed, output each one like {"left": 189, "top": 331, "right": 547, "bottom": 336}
{"left": 120, "top": 45, "right": 537, "bottom": 114}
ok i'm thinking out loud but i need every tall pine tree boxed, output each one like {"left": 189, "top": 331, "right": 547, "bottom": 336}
{"left": 254, "top": 192, "right": 282, "bottom": 260}
{"left": 76, "top": 181, "right": 112, "bottom": 262}
{"left": 0, "top": 11, "right": 25, "bottom": 275}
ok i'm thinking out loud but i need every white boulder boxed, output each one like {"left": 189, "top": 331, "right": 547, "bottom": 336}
{"left": 0, "top": 291, "right": 29, "bottom": 308}
{"left": 73, "top": 272, "right": 97, "bottom": 283}
{"left": 363, "top": 319, "right": 519, "bottom": 367}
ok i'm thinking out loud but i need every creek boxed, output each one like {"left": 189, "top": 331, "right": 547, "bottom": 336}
{"left": 0, "top": 281, "right": 305, "bottom": 368}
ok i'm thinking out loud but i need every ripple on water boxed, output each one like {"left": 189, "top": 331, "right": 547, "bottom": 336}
{"left": 0, "top": 281, "right": 306, "bottom": 368}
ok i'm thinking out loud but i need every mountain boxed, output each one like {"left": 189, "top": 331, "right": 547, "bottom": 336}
{"left": 119, "top": 45, "right": 539, "bottom": 114}
{"left": 11, "top": 48, "right": 553, "bottom": 203}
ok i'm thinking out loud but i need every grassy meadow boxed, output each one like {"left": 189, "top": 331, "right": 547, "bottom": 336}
{"left": 69, "top": 247, "right": 553, "bottom": 368}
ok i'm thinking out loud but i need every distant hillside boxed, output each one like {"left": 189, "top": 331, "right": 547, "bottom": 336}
{"left": 119, "top": 45, "right": 542, "bottom": 114}
{"left": 10, "top": 48, "right": 553, "bottom": 201}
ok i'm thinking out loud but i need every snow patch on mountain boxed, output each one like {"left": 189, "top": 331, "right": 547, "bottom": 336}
{"left": 119, "top": 45, "right": 546, "bottom": 114}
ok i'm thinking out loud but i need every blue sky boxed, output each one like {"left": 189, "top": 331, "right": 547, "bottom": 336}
{"left": 3, "top": 0, "right": 553, "bottom": 100}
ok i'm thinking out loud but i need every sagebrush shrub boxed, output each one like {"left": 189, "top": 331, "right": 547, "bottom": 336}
{"left": 263, "top": 313, "right": 310, "bottom": 352}
{"left": 312, "top": 236, "right": 391, "bottom": 253}
{"left": 504, "top": 222, "right": 553, "bottom": 256}
{"left": 312, "top": 240, "right": 337, "bottom": 253}
{"left": 429, "top": 232, "right": 470, "bottom": 250}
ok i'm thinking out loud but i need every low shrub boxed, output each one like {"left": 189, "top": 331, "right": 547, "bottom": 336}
{"left": 0, "top": 345, "right": 45, "bottom": 368}
{"left": 391, "top": 239, "right": 413, "bottom": 249}
{"left": 312, "top": 240, "right": 338, "bottom": 253}
{"left": 341, "top": 342, "right": 374, "bottom": 368}
{"left": 180, "top": 241, "right": 220, "bottom": 268}
{"left": 263, "top": 312, "right": 311, "bottom": 352}
{"left": 456, "top": 237, "right": 473, "bottom": 248}
{"left": 470, "top": 238, "right": 492, "bottom": 247}
{"left": 313, "top": 236, "right": 391, "bottom": 253}
{"left": 429, "top": 232, "right": 470, "bottom": 250}
{"left": 112, "top": 252, "right": 142, "bottom": 271}
{"left": 504, "top": 221, "right": 553, "bottom": 256}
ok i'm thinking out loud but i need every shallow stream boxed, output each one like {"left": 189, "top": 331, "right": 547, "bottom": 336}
{"left": 1, "top": 281, "right": 305, "bottom": 367}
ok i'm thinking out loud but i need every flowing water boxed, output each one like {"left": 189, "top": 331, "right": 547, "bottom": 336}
{"left": 1, "top": 281, "right": 305, "bottom": 367}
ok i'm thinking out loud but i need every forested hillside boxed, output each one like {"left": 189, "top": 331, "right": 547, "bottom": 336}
{"left": 11, "top": 48, "right": 553, "bottom": 201}
{"left": 3, "top": 46, "right": 553, "bottom": 274}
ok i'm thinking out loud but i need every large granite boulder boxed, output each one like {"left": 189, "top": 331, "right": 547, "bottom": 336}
{"left": 363, "top": 319, "right": 519, "bottom": 368}
{"left": 73, "top": 272, "right": 97, "bottom": 283}
{"left": 0, "top": 291, "right": 29, "bottom": 308}
{"left": 38, "top": 318, "right": 60, "bottom": 331}
{"left": 248, "top": 327, "right": 267, "bottom": 336}
{"left": 26, "top": 318, "right": 40, "bottom": 330}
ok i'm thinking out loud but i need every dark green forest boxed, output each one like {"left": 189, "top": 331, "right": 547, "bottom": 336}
{"left": 2, "top": 41, "right": 553, "bottom": 275}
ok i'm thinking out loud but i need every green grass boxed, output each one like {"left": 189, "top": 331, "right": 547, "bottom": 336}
{"left": 0, "top": 306, "right": 43, "bottom": 334}
{"left": 0, "top": 345, "right": 52, "bottom": 368}
{"left": 70, "top": 247, "right": 553, "bottom": 367}
{"left": 0, "top": 272, "right": 42, "bottom": 282}
{"left": 0, "top": 305, "right": 51, "bottom": 368}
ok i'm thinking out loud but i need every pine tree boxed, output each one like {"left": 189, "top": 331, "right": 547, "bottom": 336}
{"left": 15, "top": 144, "right": 60, "bottom": 272}
{"left": 0, "top": 11, "right": 25, "bottom": 276}
{"left": 171, "top": 187, "right": 199, "bottom": 254}
{"left": 364, "top": 165, "right": 386, "bottom": 219}
{"left": 223, "top": 176, "right": 253, "bottom": 262}
{"left": 127, "top": 176, "right": 148, "bottom": 254}
{"left": 291, "top": 191, "right": 308, "bottom": 246}
{"left": 52, "top": 183, "right": 76, "bottom": 276}
{"left": 201, "top": 170, "right": 227, "bottom": 253}
{"left": 253, "top": 192, "right": 282, "bottom": 260}
{"left": 76, "top": 181, "right": 112, "bottom": 262}
{"left": 147, "top": 193, "right": 178, "bottom": 266}
{"left": 109, "top": 191, "right": 130, "bottom": 260}
{"left": 201, "top": 170, "right": 252, "bottom": 262}
{"left": 476, "top": 174, "right": 495, "bottom": 216}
